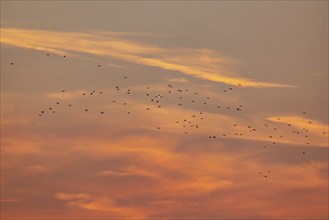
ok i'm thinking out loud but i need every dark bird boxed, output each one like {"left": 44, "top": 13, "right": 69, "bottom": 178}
{"left": 46, "top": 53, "right": 50, "bottom": 56}
{"left": 97, "top": 64, "right": 101, "bottom": 67}
{"left": 68, "top": 104, "right": 72, "bottom": 107}
{"left": 100, "top": 112, "right": 104, "bottom": 114}
{"left": 85, "top": 109, "right": 88, "bottom": 112}
{"left": 62, "top": 90, "right": 65, "bottom": 92}
{"left": 10, "top": 62, "right": 14, "bottom": 65}
{"left": 56, "top": 102, "right": 60, "bottom": 104}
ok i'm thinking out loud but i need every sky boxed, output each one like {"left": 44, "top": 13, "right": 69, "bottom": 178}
{"left": 1, "top": 1, "right": 328, "bottom": 219}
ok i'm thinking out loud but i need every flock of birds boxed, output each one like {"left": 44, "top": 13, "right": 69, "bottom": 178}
{"left": 10, "top": 52, "right": 328, "bottom": 179}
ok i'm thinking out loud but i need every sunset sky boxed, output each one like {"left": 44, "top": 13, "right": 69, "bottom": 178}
{"left": 1, "top": 1, "right": 328, "bottom": 219}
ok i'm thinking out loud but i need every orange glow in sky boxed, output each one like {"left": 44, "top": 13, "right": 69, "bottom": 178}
{"left": 1, "top": 1, "right": 328, "bottom": 219}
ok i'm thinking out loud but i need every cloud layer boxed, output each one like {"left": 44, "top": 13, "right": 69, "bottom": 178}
{"left": 1, "top": 28, "right": 294, "bottom": 88}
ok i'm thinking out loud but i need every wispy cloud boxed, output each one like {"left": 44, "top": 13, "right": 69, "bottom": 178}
{"left": 1, "top": 28, "right": 293, "bottom": 88}
{"left": 167, "top": 77, "right": 190, "bottom": 83}
{"left": 55, "top": 192, "right": 148, "bottom": 218}
{"left": 47, "top": 90, "right": 86, "bottom": 100}
{"left": 267, "top": 115, "right": 328, "bottom": 134}
{"left": 0, "top": 199, "right": 20, "bottom": 203}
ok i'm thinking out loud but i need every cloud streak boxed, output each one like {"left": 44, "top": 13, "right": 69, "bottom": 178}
{"left": 1, "top": 28, "right": 293, "bottom": 88}
{"left": 267, "top": 115, "right": 328, "bottom": 135}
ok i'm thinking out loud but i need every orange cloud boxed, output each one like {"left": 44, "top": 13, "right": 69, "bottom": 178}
{"left": 267, "top": 115, "right": 328, "bottom": 135}
{"left": 1, "top": 28, "right": 293, "bottom": 88}
{"left": 55, "top": 192, "right": 148, "bottom": 218}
